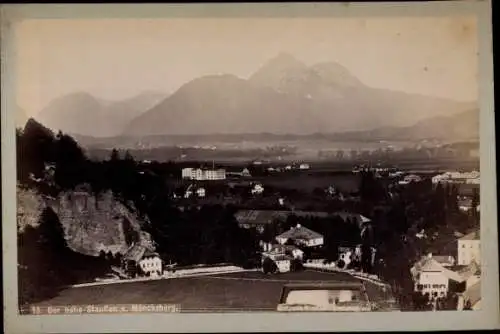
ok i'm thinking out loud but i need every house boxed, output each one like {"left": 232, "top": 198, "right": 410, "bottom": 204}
{"left": 270, "top": 244, "right": 304, "bottom": 260}
{"left": 458, "top": 198, "right": 479, "bottom": 213}
{"left": 338, "top": 247, "right": 354, "bottom": 267}
{"left": 432, "top": 255, "right": 456, "bottom": 267}
{"left": 457, "top": 231, "right": 480, "bottom": 265}
{"left": 251, "top": 183, "right": 264, "bottom": 195}
{"left": 184, "top": 184, "right": 205, "bottom": 198}
{"left": 276, "top": 224, "right": 324, "bottom": 247}
{"left": 241, "top": 168, "right": 252, "bottom": 177}
{"left": 326, "top": 186, "right": 337, "bottom": 196}
{"left": 122, "top": 243, "right": 162, "bottom": 278}
{"left": 432, "top": 170, "right": 480, "bottom": 185}
{"left": 299, "top": 163, "right": 310, "bottom": 170}
{"left": 398, "top": 174, "right": 422, "bottom": 185}
{"left": 273, "top": 254, "right": 293, "bottom": 273}
{"left": 227, "top": 167, "right": 252, "bottom": 178}
{"left": 410, "top": 254, "right": 464, "bottom": 299}
{"left": 262, "top": 252, "right": 293, "bottom": 273}
{"left": 196, "top": 187, "right": 206, "bottom": 198}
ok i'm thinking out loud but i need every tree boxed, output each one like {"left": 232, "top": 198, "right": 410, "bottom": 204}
{"left": 110, "top": 149, "right": 120, "bottom": 162}
{"left": 262, "top": 257, "right": 278, "bottom": 274}
{"left": 122, "top": 218, "right": 139, "bottom": 247}
{"left": 290, "top": 258, "right": 304, "bottom": 272}
{"left": 37, "top": 207, "right": 67, "bottom": 252}
{"left": 470, "top": 187, "right": 479, "bottom": 222}
{"left": 336, "top": 259, "right": 346, "bottom": 269}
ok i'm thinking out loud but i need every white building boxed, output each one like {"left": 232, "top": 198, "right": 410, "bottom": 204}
{"left": 122, "top": 243, "right": 162, "bottom": 278}
{"left": 196, "top": 187, "right": 206, "bottom": 198}
{"left": 276, "top": 224, "right": 324, "bottom": 247}
{"left": 269, "top": 244, "right": 304, "bottom": 260}
{"left": 458, "top": 231, "right": 480, "bottom": 265}
{"left": 398, "top": 174, "right": 422, "bottom": 185}
{"left": 410, "top": 254, "right": 463, "bottom": 299}
{"left": 251, "top": 183, "right": 264, "bottom": 195}
{"left": 273, "top": 255, "right": 292, "bottom": 273}
{"left": 458, "top": 198, "right": 479, "bottom": 213}
{"left": 262, "top": 252, "right": 293, "bottom": 273}
{"left": 181, "top": 168, "right": 226, "bottom": 181}
{"left": 432, "top": 170, "right": 480, "bottom": 185}
{"left": 299, "top": 163, "right": 310, "bottom": 170}
{"left": 139, "top": 253, "right": 163, "bottom": 278}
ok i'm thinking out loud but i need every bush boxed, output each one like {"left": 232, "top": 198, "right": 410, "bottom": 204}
{"left": 262, "top": 257, "right": 278, "bottom": 274}
{"left": 290, "top": 258, "right": 304, "bottom": 272}
{"left": 336, "top": 259, "right": 346, "bottom": 269}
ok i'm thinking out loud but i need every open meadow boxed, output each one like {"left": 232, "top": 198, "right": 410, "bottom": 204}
{"left": 32, "top": 270, "right": 393, "bottom": 312}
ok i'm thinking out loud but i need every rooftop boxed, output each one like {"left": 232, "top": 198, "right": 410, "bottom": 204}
{"left": 123, "top": 243, "right": 158, "bottom": 262}
{"left": 463, "top": 281, "right": 481, "bottom": 307}
{"left": 459, "top": 231, "right": 480, "bottom": 241}
{"left": 411, "top": 257, "right": 464, "bottom": 282}
{"left": 276, "top": 224, "right": 323, "bottom": 241}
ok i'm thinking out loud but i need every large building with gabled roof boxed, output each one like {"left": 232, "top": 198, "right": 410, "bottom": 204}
{"left": 276, "top": 224, "right": 324, "bottom": 247}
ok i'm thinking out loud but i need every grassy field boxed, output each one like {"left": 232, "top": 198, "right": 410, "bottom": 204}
{"left": 32, "top": 270, "right": 392, "bottom": 312}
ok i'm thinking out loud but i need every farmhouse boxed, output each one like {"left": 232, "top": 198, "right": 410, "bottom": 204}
{"left": 410, "top": 255, "right": 463, "bottom": 299}
{"left": 122, "top": 243, "right": 162, "bottom": 278}
{"left": 276, "top": 224, "right": 324, "bottom": 247}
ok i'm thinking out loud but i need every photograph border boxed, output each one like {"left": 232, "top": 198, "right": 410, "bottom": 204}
{"left": 2, "top": 1, "right": 498, "bottom": 333}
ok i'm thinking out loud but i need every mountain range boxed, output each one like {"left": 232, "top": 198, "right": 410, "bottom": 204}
{"left": 36, "top": 91, "right": 166, "bottom": 137}
{"left": 32, "top": 52, "right": 476, "bottom": 139}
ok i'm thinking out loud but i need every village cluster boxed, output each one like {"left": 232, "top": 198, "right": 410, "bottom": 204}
{"left": 101, "top": 162, "right": 481, "bottom": 311}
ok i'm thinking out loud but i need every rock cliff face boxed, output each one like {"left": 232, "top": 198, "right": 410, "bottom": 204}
{"left": 17, "top": 186, "right": 151, "bottom": 256}
{"left": 17, "top": 185, "right": 45, "bottom": 232}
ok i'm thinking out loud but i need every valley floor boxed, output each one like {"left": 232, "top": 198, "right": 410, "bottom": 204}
{"left": 30, "top": 270, "right": 394, "bottom": 312}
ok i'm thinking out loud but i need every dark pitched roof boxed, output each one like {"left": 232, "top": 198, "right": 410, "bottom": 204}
{"left": 123, "top": 243, "right": 158, "bottom": 262}
{"left": 123, "top": 244, "right": 146, "bottom": 262}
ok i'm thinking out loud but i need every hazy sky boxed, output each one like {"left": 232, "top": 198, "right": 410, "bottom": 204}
{"left": 14, "top": 16, "right": 478, "bottom": 116}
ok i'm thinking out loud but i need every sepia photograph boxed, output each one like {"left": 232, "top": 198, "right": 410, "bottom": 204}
{"left": 2, "top": 1, "right": 498, "bottom": 333}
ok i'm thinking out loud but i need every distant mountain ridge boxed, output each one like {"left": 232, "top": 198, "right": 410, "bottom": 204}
{"left": 36, "top": 91, "right": 166, "bottom": 137}
{"left": 67, "top": 108, "right": 479, "bottom": 150}
{"left": 125, "top": 53, "right": 475, "bottom": 136}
